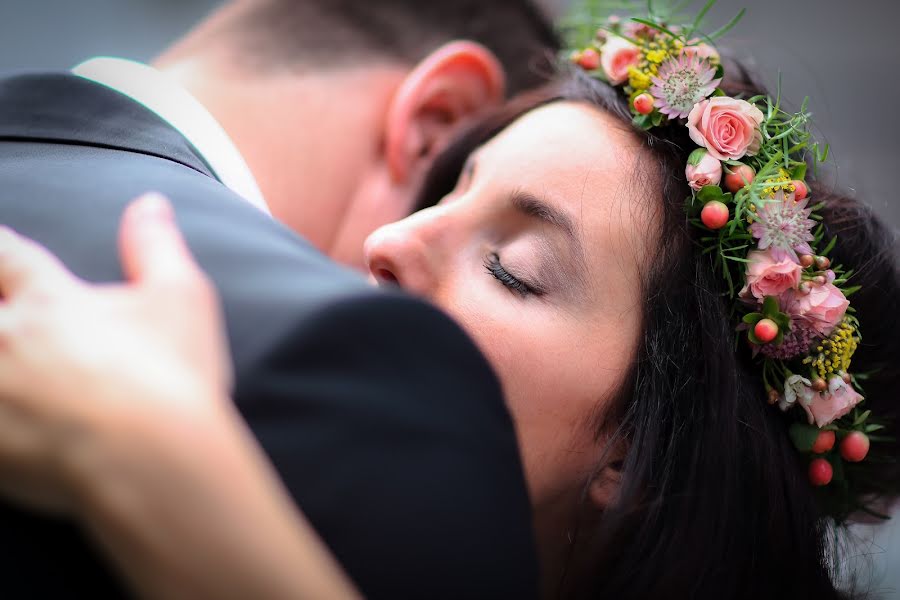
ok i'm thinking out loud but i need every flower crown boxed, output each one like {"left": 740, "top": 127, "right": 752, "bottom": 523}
{"left": 564, "top": 1, "right": 889, "bottom": 520}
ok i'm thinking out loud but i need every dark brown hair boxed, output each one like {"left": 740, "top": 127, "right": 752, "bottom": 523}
{"left": 416, "top": 63, "right": 900, "bottom": 599}
{"left": 230, "top": 0, "right": 560, "bottom": 95}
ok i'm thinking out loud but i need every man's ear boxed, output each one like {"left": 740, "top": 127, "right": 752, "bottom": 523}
{"left": 385, "top": 41, "right": 506, "bottom": 183}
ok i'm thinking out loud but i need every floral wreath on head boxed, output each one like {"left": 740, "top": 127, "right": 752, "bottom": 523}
{"left": 563, "top": 0, "right": 892, "bottom": 521}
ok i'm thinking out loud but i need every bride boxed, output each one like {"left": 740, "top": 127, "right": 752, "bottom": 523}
{"left": 0, "top": 9, "right": 898, "bottom": 600}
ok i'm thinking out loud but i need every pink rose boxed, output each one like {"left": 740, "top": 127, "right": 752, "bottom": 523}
{"left": 623, "top": 21, "right": 657, "bottom": 40}
{"left": 600, "top": 36, "right": 641, "bottom": 85}
{"left": 687, "top": 97, "right": 765, "bottom": 161}
{"left": 783, "top": 282, "right": 849, "bottom": 336}
{"left": 799, "top": 377, "right": 864, "bottom": 428}
{"left": 685, "top": 148, "right": 722, "bottom": 191}
{"left": 682, "top": 39, "right": 721, "bottom": 63}
{"left": 740, "top": 249, "right": 801, "bottom": 300}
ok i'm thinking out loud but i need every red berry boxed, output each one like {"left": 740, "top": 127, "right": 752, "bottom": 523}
{"left": 753, "top": 318, "right": 779, "bottom": 344}
{"left": 792, "top": 180, "right": 808, "bottom": 200}
{"left": 700, "top": 200, "right": 729, "bottom": 230}
{"left": 724, "top": 164, "right": 756, "bottom": 193}
{"left": 633, "top": 93, "right": 654, "bottom": 115}
{"left": 799, "top": 254, "right": 815, "bottom": 268}
{"left": 811, "top": 430, "right": 835, "bottom": 454}
{"left": 577, "top": 48, "right": 600, "bottom": 71}
{"left": 840, "top": 431, "right": 870, "bottom": 463}
{"left": 808, "top": 458, "right": 833, "bottom": 486}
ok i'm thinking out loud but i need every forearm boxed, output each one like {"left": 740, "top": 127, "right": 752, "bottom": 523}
{"left": 67, "top": 396, "right": 360, "bottom": 600}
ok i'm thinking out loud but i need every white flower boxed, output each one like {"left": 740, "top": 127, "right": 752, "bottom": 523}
{"left": 779, "top": 374, "right": 815, "bottom": 412}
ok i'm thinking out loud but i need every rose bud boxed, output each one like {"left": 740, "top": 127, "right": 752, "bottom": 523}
{"left": 685, "top": 149, "right": 723, "bottom": 191}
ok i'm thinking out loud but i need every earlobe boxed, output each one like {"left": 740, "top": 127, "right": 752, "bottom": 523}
{"left": 385, "top": 41, "right": 506, "bottom": 183}
{"left": 586, "top": 436, "right": 627, "bottom": 510}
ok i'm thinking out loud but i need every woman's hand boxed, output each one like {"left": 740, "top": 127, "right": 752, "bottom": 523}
{"left": 0, "top": 193, "right": 231, "bottom": 512}
{"left": 0, "top": 194, "right": 360, "bottom": 599}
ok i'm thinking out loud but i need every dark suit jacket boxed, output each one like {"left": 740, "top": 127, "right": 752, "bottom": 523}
{"left": 0, "top": 72, "right": 537, "bottom": 599}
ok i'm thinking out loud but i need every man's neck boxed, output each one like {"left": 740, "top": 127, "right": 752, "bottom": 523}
{"left": 154, "top": 51, "right": 406, "bottom": 251}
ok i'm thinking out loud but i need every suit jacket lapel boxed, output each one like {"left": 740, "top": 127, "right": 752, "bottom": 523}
{"left": 0, "top": 72, "right": 217, "bottom": 180}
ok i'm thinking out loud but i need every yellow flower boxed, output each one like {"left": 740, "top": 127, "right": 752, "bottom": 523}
{"left": 646, "top": 49, "right": 667, "bottom": 64}
{"left": 628, "top": 67, "right": 652, "bottom": 90}
{"left": 802, "top": 320, "right": 860, "bottom": 380}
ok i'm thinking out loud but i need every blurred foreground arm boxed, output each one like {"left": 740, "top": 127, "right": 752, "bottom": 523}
{"left": 0, "top": 195, "right": 359, "bottom": 600}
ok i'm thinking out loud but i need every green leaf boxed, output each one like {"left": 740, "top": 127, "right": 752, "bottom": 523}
{"left": 687, "top": 0, "right": 717, "bottom": 38}
{"left": 629, "top": 17, "right": 683, "bottom": 40}
{"left": 687, "top": 148, "right": 708, "bottom": 166}
{"left": 742, "top": 312, "right": 763, "bottom": 325}
{"left": 865, "top": 424, "right": 885, "bottom": 433}
{"left": 747, "top": 329, "right": 763, "bottom": 345}
{"left": 762, "top": 295, "right": 779, "bottom": 316}
{"left": 791, "top": 164, "right": 807, "bottom": 180}
{"left": 707, "top": 8, "right": 747, "bottom": 41}
{"left": 632, "top": 113, "right": 651, "bottom": 129}
{"left": 789, "top": 423, "right": 820, "bottom": 452}
{"left": 821, "top": 236, "right": 837, "bottom": 257}
{"left": 697, "top": 185, "right": 731, "bottom": 204}
{"left": 853, "top": 410, "right": 872, "bottom": 426}
{"left": 842, "top": 285, "right": 862, "bottom": 297}
{"left": 651, "top": 110, "right": 665, "bottom": 127}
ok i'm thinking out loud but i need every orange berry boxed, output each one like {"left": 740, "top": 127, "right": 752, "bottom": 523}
{"left": 700, "top": 200, "right": 729, "bottom": 230}
{"left": 577, "top": 48, "right": 600, "bottom": 71}
{"left": 811, "top": 430, "right": 835, "bottom": 454}
{"left": 808, "top": 458, "right": 833, "bottom": 486}
{"left": 633, "top": 93, "right": 654, "bottom": 115}
{"left": 724, "top": 164, "right": 755, "bottom": 193}
{"left": 840, "top": 431, "right": 870, "bottom": 463}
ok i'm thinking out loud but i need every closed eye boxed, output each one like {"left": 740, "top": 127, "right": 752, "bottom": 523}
{"left": 484, "top": 253, "right": 540, "bottom": 297}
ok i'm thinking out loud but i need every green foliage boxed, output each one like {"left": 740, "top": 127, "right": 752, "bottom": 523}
{"left": 790, "top": 423, "right": 821, "bottom": 452}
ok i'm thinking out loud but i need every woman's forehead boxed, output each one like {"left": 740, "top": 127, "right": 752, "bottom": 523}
{"left": 480, "top": 101, "right": 651, "bottom": 259}
{"left": 481, "top": 101, "right": 640, "bottom": 180}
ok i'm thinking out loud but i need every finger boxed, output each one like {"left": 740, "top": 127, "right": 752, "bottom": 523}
{"left": 118, "top": 193, "right": 202, "bottom": 288}
{"left": 0, "top": 226, "right": 76, "bottom": 300}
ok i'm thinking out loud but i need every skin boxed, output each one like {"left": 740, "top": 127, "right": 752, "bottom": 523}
{"left": 0, "top": 102, "right": 658, "bottom": 597}
{"left": 154, "top": 0, "right": 506, "bottom": 270}
{"left": 365, "top": 101, "right": 656, "bottom": 586}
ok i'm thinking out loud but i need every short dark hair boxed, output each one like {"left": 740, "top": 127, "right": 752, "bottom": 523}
{"left": 416, "top": 66, "right": 900, "bottom": 598}
{"left": 232, "top": 0, "right": 559, "bottom": 94}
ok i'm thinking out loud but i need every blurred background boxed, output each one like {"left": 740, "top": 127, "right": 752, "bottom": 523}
{"left": 1, "top": 0, "right": 898, "bottom": 595}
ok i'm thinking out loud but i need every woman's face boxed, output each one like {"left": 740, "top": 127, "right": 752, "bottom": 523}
{"left": 364, "top": 101, "right": 655, "bottom": 513}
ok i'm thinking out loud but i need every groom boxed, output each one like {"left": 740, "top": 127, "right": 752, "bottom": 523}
{"left": 0, "top": 1, "right": 559, "bottom": 598}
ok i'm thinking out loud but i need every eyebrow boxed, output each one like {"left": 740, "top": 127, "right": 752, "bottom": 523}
{"left": 510, "top": 190, "right": 584, "bottom": 261}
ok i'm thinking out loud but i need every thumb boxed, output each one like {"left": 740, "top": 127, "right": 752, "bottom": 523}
{"left": 118, "top": 193, "right": 200, "bottom": 288}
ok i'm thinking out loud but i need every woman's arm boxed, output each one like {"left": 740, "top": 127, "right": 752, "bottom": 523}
{"left": 73, "top": 394, "right": 359, "bottom": 600}
{"left": 0, "top": 194, "right": 359, "bottom": 600}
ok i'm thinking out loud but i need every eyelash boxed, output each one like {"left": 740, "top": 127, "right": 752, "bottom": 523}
{"left": 484, "top": 253, "right": 538, "bottom": 297}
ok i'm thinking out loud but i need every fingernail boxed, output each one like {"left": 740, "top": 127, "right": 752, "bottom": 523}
{"left": 132, "top": 193, "right": 173, "bottom": 222}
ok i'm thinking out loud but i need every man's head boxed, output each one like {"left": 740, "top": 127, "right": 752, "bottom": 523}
{"left": 155, "top": 0, "right": 559, "bottom": 268}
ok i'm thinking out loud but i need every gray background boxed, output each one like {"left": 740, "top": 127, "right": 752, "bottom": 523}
{"left": 0, "top": 0, "right": 898, "bottom": 595}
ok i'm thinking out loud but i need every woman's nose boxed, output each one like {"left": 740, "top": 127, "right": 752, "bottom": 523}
{"left": 364, "top": 211, "right": 443, "bottom": 299}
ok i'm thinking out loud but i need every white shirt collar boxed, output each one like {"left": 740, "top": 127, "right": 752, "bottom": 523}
{"left": 73, "top": 57, "right": 270, "bottom": 216}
